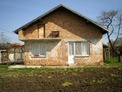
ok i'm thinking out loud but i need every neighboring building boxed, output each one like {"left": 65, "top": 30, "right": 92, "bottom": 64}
{"left": 0, "top": 43, "right": 10, "bottom": 63}
{"left": 0, "top": 51, "right": 5, "bottom": 63}
{"left": 14, "top": 4, "right": 108, "bottom": 66}
{"left": 9, "top": 43, "right": 24, "bottom": 62}
{"left": 0, "top": 43, "right": 24, "bottom": 63}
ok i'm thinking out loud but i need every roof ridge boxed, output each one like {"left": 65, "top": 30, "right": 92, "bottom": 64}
{"left": 14, "top": 4, "right": 109, "bottom": 34}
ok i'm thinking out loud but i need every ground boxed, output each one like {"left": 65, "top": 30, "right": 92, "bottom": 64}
{"left": 0, "top": 63, "right": 122, "bottom": 92}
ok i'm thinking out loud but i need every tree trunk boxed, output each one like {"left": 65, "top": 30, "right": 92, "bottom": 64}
{"left": 118, "top": 54, "right": 121, "bottom": 63}
{"left": 119, "top": 47, "right": 122, "bottom": 62}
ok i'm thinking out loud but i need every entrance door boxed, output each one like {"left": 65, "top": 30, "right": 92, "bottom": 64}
{"left": 68, "top": 42, "right": 75, "bottom": 65}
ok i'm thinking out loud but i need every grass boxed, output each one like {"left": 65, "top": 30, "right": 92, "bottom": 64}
{"left": 104, "top": 57, "right": 122, "bottom": 67}
{"left": 105, "top": 57, "right": 118, "bottom": 63}
{"left": 0, "top": 62, "right": 122, "bottom": 74}
{"left": 0, "top": 66, "right": 55, "bottom": 73}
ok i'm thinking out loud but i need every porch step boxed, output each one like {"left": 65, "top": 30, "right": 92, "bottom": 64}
{"left": 8, "top": 65, "right": 42, "bottom": 69}
{"left": 68, "top": 63, "right": 76, "bottom": 66}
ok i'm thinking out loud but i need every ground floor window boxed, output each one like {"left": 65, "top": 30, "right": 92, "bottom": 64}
{"left": 69, "top": 41, "right": 89, "bottom": 56}
{"left": 31, "top": 42, "right": 46, "bottom": 57}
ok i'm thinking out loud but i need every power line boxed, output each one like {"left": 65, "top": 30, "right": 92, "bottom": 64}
{"left": 0, "top": 27, "right": 22, "bottom": 42}
{"left": 0, "top": 27, "right": 13, "bottom": 34}
{"left": 0, "top": 30, "right": 15, "bottom": 41}
{"left": 7, "top": 36, "right": 16, "bottom": 41}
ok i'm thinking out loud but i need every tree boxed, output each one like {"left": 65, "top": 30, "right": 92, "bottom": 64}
{"left": 0, "top": 32, "right": 10, "bottom": 48}
{"left": 97, "top": 10, "right": 122, "bottom": 62}
{"left": 0, "top": 32, "right": 11, "bottom": 64}
{"left": 0, "top": 32, "right": 10, "bottom": 44}
{"left": 113, "top": 38, "right": 122, "bottom": 47}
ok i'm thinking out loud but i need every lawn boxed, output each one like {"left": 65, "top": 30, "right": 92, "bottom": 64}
{"left": 0, "top": 63, "right": 122, "bottom": 92}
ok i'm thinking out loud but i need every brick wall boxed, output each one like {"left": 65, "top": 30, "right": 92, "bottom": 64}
{"left": 18, "top": 9, "right": 103, "bottom": 66}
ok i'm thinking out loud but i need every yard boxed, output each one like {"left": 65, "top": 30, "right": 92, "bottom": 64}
{"left": 0, "top": 63, "right": 122, "bottom": 92}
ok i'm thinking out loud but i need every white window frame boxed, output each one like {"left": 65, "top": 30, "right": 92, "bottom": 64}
{"left": 31, "top": 42, "right": 46, "bottom": 58}
{"left": 69, "top": 41, "right": 90, "bottom": 56}
{"left": 81, "top": 42, "right": 90, "bottom": 56}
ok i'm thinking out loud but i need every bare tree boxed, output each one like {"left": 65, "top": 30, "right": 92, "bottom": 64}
{"left": 0, "top": 32, "right": 10, "bottom": 44}
{"left": 0, "top": 32, "right": 11, "bottom": 64}
{"left": 97, "top": 10, "right": 122, "bottom": 62}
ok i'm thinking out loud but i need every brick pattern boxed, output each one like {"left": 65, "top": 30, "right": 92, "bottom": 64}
{"left": 18, "top": 9, "right": 103, "bottom": 66}
{"left": 24, "top": 40, "right": 68, "bottom": 66}
{"left": 75, "top": 39, "right": 103, "bottom": 66}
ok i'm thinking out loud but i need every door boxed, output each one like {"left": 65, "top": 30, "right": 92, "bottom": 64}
{"left": 68, "top": 42, "right": 75, "bottom": 65}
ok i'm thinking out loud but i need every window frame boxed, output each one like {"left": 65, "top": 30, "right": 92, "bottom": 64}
{"left": 69, "top": 41, "right": 90, "bottom": 56}
{"left": 31, "top": 42, "right": 46, "bottom": 58}
{"left": 51, "top": 31, "right": 59, "bottom": 38}
{"left": 81, "top": 42, "right": 90, "bottom": 56}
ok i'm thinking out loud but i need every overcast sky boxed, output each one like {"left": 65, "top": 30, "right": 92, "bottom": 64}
{"left": 0, "top": 0, "right": 122, "bottom": 43}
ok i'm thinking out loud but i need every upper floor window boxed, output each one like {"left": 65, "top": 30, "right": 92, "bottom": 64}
{"left": 51, "top": 31, "right": 59, "bottom": 38}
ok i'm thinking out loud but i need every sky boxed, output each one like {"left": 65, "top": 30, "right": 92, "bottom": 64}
{"left": 0, "top": 0, "right": 122, "bottom": 44}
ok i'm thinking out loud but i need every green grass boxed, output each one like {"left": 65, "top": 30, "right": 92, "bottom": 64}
{"left": 104, "top": 57, "right": 122, "bottom": 67}
{"left": 0, "top": 62, "right": 122, "bottom": 74}
{"left": 105, "top": 57, "right": 118, "bottom": 63}
{"left": 0, "top": 66, "right": 55, "bottom": 73}
{"left": 105, "top": 62, "right": 122, "bottom": 66}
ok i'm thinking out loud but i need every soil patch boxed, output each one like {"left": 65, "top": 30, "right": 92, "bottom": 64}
{"left": 0, "top": 67, "right": 122, "bottom": 92}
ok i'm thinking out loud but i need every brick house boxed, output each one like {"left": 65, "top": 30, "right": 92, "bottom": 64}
{"left": 14, "top": 4, "right": 108, "bottom": 66}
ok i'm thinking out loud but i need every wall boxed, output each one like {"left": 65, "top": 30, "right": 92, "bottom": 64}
{"left": 19, "top": 10, "right": 102, "bottom": 40}
{"left": 18, "top": 9, "right": 103, "bottom": 66}
{"left": 24, "top": 40, "right": 68, "bottom": 66}
{"left": 75, "top": 39, "right": 103, "bottom": 65}
{"left": 9, "top": 53, "right": 23, "bottom": 62}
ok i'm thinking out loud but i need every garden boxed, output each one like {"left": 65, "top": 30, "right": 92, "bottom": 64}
{"left": 0, "top": 62, "right": 122, "bottom": 92}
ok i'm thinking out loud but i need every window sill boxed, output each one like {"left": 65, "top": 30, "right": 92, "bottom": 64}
{"left": 31, "top": 55, "right": 46, "bottom": 58}
{"left": 75, "top": 55, "right": 89, "bottom": 57}
{"left": 31, "top": 57, "right": 46, "bottom": 58}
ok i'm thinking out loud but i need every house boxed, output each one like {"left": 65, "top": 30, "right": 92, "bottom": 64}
{"left": 14, "top": 4, "right": 108, "bottom": 66}
{"left": 9, "top": 43, "right": 24, "bottom": 62}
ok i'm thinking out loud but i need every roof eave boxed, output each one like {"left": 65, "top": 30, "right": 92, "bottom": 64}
{"left": 14, "top": 4, "right": 109, "bottom": 34}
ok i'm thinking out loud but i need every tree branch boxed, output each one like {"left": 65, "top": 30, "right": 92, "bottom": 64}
{"left": 113, "top": 15, "right": 122, "bottom": 46}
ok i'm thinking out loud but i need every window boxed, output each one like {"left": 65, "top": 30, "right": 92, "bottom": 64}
{"left": 69, "top": 42, "right": 89, "bottom": 56}
{"left": 75, "top": 42, "right": 82, "bottom": 55}
{"left": 51, "top": 31, "right": 59, "bottom": 38}
{"left": 31, "top": 42, "right": 46, "bottom": 57}
{"left": 81, "top": 42, "right": 89, "bottom": 56}
{"left": 69, "top": 42, "right": 74, "bottom": 55}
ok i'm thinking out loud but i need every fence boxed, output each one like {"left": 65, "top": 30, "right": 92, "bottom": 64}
{"left": 103, "top": 47, "right": 122, "bottom": 62}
